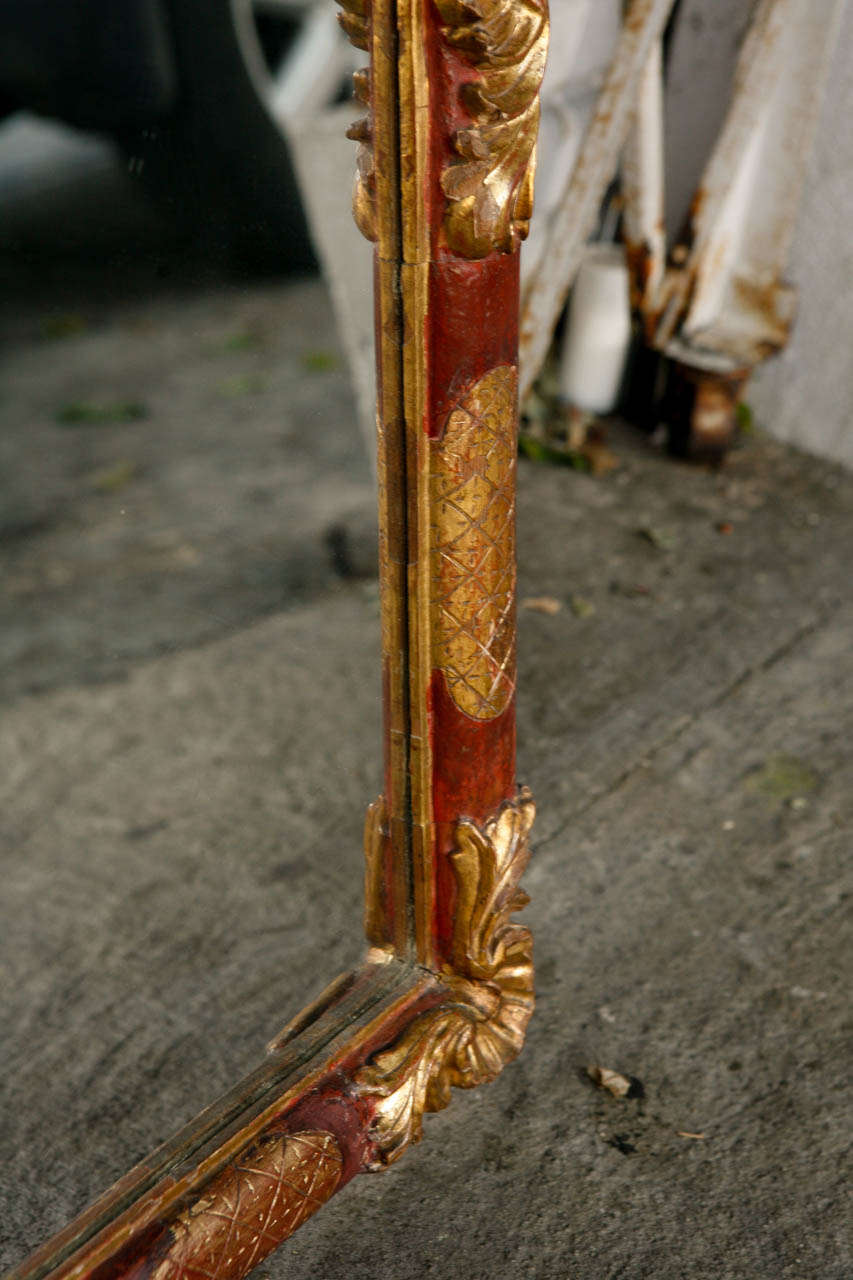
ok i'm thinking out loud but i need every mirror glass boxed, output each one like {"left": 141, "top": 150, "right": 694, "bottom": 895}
{"left": 0, "top": 5, "right": 377, "bottom": 1262}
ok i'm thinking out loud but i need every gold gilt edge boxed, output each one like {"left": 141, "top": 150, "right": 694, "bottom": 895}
{"left": 360, "top": 788, "right": 535, "bottom": 1166}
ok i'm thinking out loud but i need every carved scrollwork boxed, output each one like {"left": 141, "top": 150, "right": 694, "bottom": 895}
{"left": 358, "top": 790, "right": 535, "bottom": 1166}
{"left": 338, "top": 1, "right": 378, "bottom": 241}
{"left": 437, "top": 0, "right": 549, "bottom": 258}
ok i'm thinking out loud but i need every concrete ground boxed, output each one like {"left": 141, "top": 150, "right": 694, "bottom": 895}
{"left": 1, "top": 119, "right": 851, "bottom": 1280}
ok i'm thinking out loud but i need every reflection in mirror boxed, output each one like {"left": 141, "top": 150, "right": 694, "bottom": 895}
{"left": 0, "top": 25, "right": 378, "bottom": 1259}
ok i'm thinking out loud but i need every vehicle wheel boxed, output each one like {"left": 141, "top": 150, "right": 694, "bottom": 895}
{"left": 123, "top": 0, "right": 356, "bottom": 270}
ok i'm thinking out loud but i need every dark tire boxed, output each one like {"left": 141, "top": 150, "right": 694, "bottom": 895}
{"left": 121, "top": 0, "right": 316, "bottom": 271}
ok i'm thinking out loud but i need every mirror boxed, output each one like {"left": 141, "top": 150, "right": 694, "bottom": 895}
{"left": 0, "top": 6, "right": 377, "bottom": 1260}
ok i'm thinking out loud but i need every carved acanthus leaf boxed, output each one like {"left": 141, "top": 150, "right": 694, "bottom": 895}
{"left": 337, "top": 2, "right": 377, "bottom": 241}
{"left": 436, "top": 0, "right": 549, "bottom": 258}
{"left": 358, "top": 790, "right": 535, "bottom": 1166}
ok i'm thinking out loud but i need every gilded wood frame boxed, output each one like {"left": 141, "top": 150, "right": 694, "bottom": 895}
{"left": 6, "top": 2, "right": 548, "bottom": 1277}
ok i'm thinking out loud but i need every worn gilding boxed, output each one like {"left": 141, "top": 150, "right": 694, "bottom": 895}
{"left": 149, "top": 1132, "right": 342, "bottom": 1280}
{"left": 431, "top": 365, "right": 517, "bottom": 721}
{"left": 357, "top": 790, "right": 535, "bottom": 1165}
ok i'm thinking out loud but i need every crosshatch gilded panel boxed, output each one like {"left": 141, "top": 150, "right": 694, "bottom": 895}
{"left": 430, "top": 365, "right": 518, "bottom": 720}
{"left": 150, "top": 1131, "right": 343, "bottom": 1280}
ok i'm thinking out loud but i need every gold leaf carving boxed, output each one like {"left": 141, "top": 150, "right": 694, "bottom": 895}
{"left": 436, "top": 0, "right": 549, "bottom": 257}
{"left": 337, "top": 0, "right": 368, "bottom": 49}
{"left": 150, "top": 1132, "right": 342, "bottom": 1280}
{"left": 338, "top": 3, "right": 377, "bottom": 242}
{"left": 357, "top": 790, "right": 535, "bottom": 1166}
{"left": 431, "top": 365, "right": 517, "bottom": 720}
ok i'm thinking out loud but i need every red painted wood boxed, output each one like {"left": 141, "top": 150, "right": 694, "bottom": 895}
{"left": 374, "top": 0, "right": 522, "bottom": 962}
{"left": 420, "top": 9, "right": 522, "bottom": 960}
{"left": 425, "top": 253, "right": 520, "bottom": 434}
{"left": 429, "top": 674, "right": 517, "bottom": 958}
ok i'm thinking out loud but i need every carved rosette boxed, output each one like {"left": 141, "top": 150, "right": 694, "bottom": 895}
{"left": 359, "top": 790, "right": 535, "bottom": 1166}
{"left": 337, "top": 0, "right": 377, "bottom": 241}
{"left": 437, "top": 0, "right": 549, "bottom": 258}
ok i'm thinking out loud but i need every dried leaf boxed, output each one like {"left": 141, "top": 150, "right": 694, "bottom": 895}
{"left": 735, "top": 401, "right": 753, "bottom": 433}
{"left": 587, "top": 1065, "right": 644, "bottom": 1099}
{"left": 218, "top": 374, "right": 267, "bottom": 397}
{"left": 610, "top": 581, "right": 652, "bottom": 599}
{"left": 606, "top": 1133, "right": 637, "bottom": 1155}
{"left": 521, "top": 388, "right": 550, "bottom": 428}
{"left": 41, "top": 313, "right": 88, "bottom": 340}
{"left": 302, "top": 350, "right": 338, "bottom": 373}
{"left": 222, "top": 329, "right": 260, "bottom": 352}
{"left": 562, "top": 405, "right": 590, "bottom": 452}
{"left": 570, "top": 594, "right": 595, "bottom": 619}
{"left": 522, "top": 596, "right": 562, "bottom": 615}
{"left": 89, "top": 460, "right": 139, "bottom": 493}
{"left": 638, "top": 525, "right": 678, "bottom": 552}
{"left": 518, "top": 432, "right": 589, "bottom": 470}
{"left": 744, "top": 755, "right": 819, "bottom": 801}
{"left": 581, "top": 438, "right": 619, "bottom": 476}
{"left": 58, "top": 401, "right": 147, "bottom": 426}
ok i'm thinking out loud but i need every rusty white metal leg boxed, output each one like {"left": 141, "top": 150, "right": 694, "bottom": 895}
{"left": 628, "top": 0, "right": 847, "bottom": 459}
{"left": 621, "top": 36, "right": 665, "bottom": 328}
{"left": 519, "top": 0, "right": 676, "bottom": 402}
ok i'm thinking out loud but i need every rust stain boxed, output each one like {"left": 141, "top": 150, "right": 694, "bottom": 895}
{"left": 624, "top": 237, "right": 656, "bottom": 332}
{"left": 665, "top": 360, "right": 749, "bottom": 463}
{"left": 731, "top": 274, "right": 793, "bottom": 355}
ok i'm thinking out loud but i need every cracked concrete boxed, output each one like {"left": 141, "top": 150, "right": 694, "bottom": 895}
{"left": 1, "top": 251, "right": 852, "bottom": 1275}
